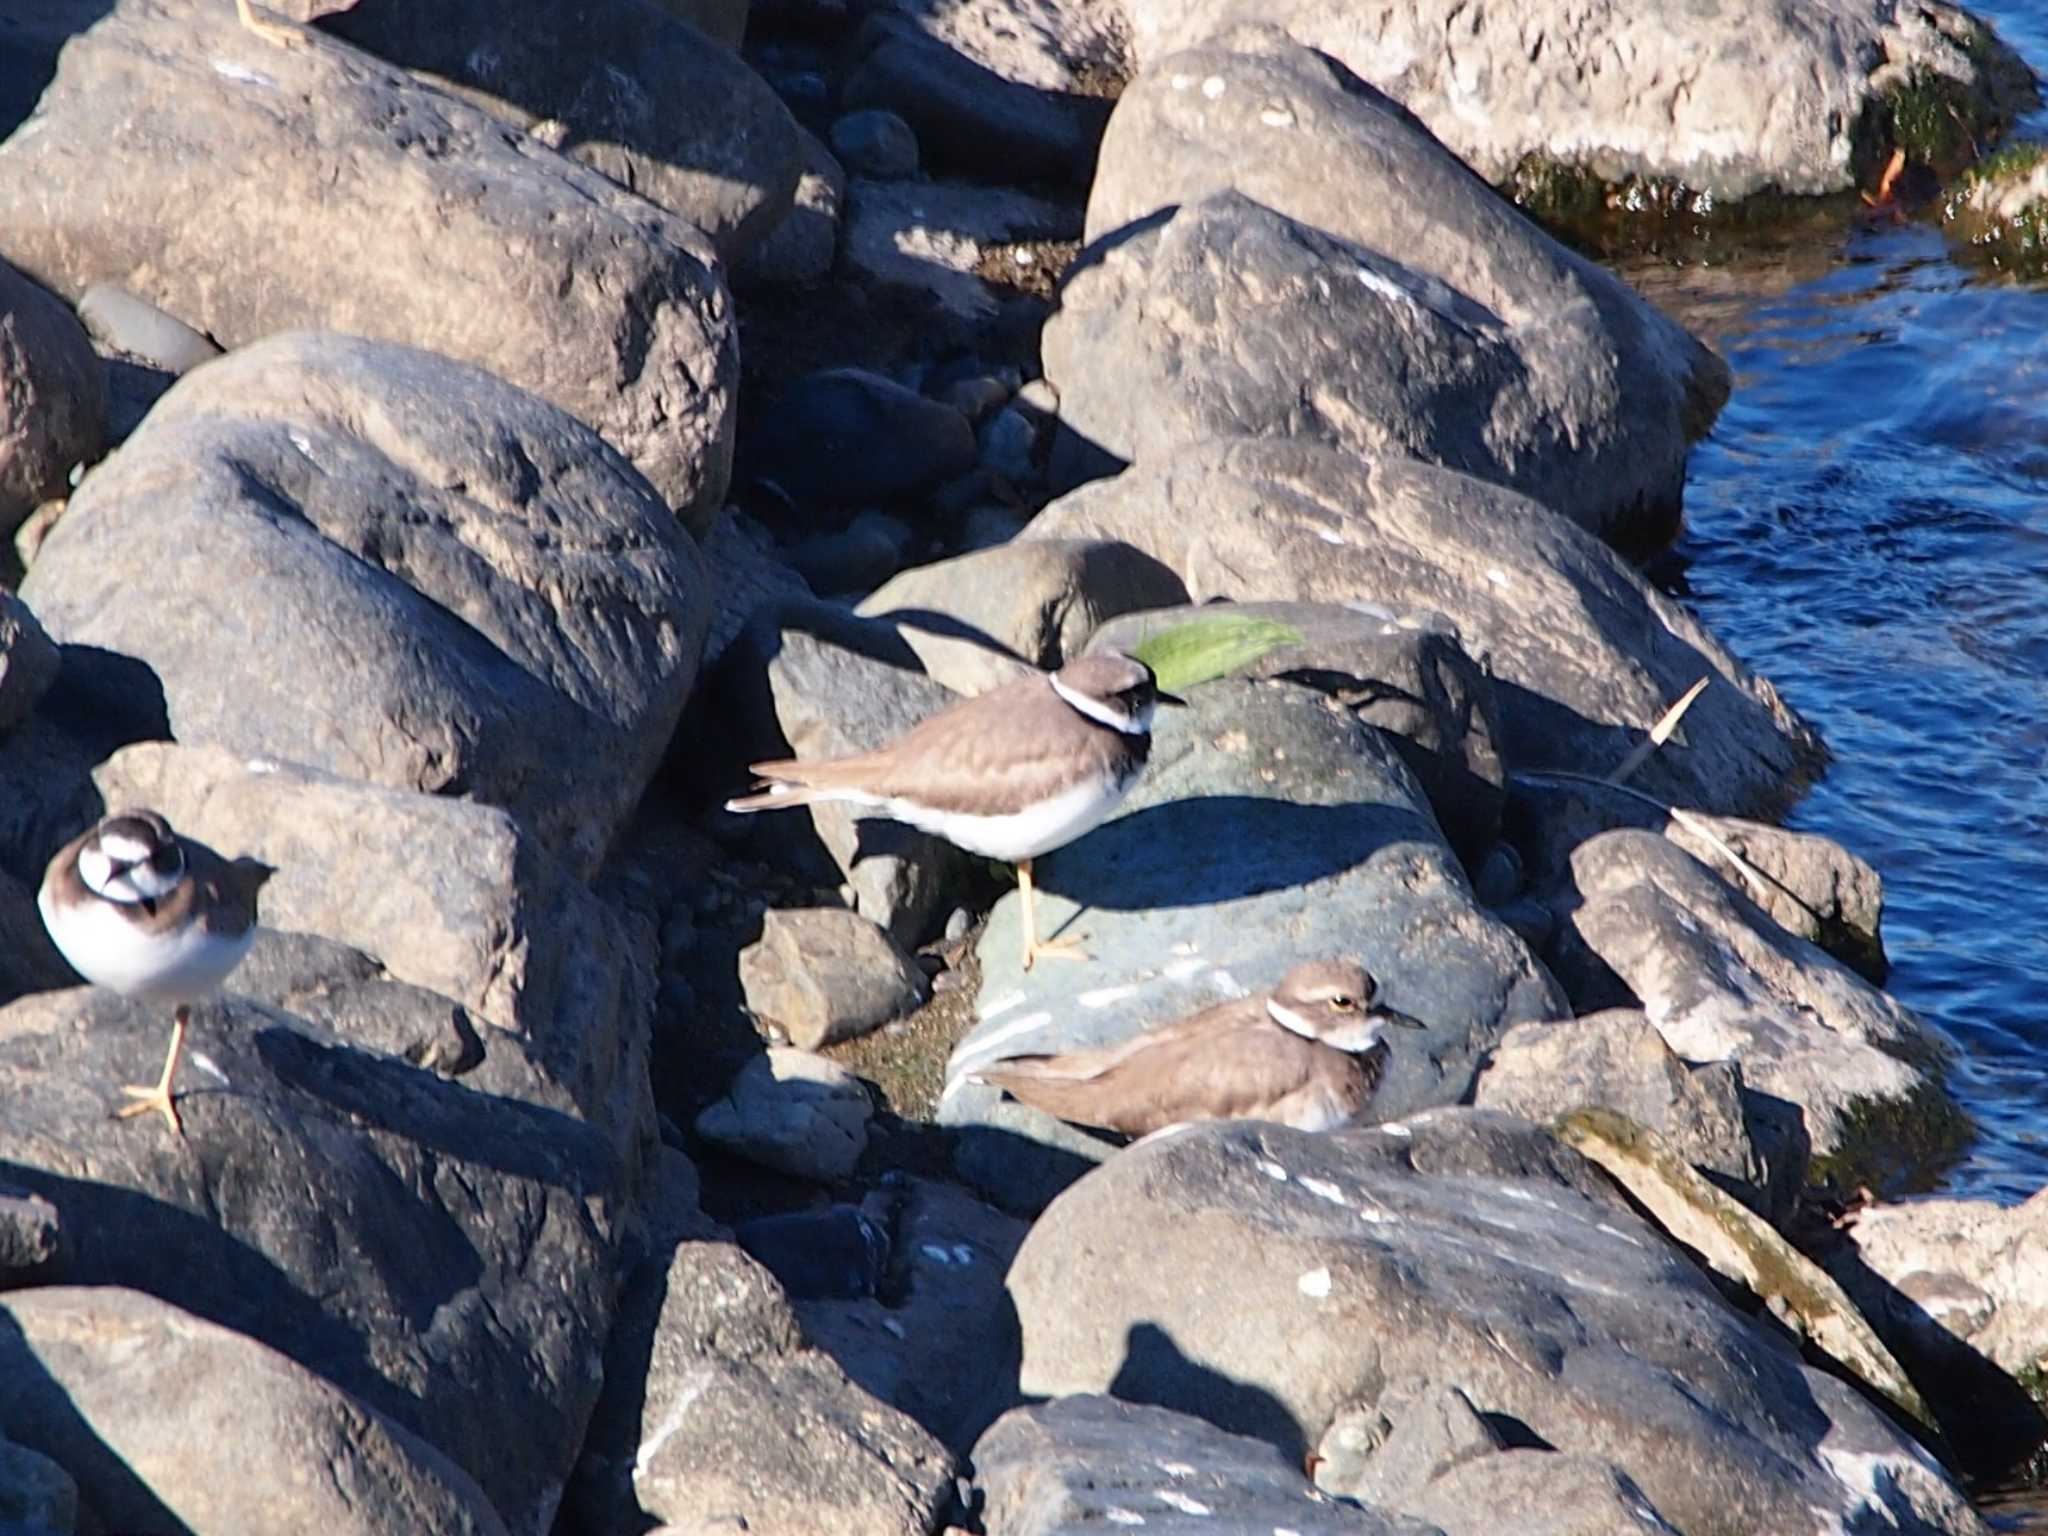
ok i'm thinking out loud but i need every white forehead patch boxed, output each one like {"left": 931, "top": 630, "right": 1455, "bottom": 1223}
{"left": 98, "top": 830, "right": 158, "bottom": 863}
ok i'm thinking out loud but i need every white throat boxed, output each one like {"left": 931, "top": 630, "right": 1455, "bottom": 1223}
{"left": 1050, "top": 674, "right": 1152, "bottom": 736}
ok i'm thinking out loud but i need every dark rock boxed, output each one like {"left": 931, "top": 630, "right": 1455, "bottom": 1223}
{"left": 0, "top": 1433, "right": 75, "bottom": 1534}
{"left": 0, "top": 260, "right": 102, "bottom": 537}
{"left": 737, "top": 124, "right": 846, "bottom": 287}
{"left": 739, "top": 906, "right": 930, "bottom": 1049}
{"left": 0, "top": 1287, "right": 510, "bottom": 1535}
{"left": 735, "top": 1200, "right": 893, "bottom": 1299}
{"left": 0, "top": 0, "right": 737, "bottom": 525}
{"left": 1070, "top": 28, "right": 1730, "bottom": 547}
{"left": 0, "top": 592, "right": 58, "bottom": 737}
{"left": 1008, "top": 1109, "right": 1985, "bottom": 1534}
{"left": 22, "top": 334, "right": 709, "bottom": 876}
{"left": 941, "top": 677, "right": 1563, "bottom": 1210}
{"left": 750, "top": 368, "right": 977, "bottom": 508}
{"left": 787, "top": 510, "right": 917, "bottom": 595}
{"left": 829, "top": 107, "right": 921, "bottom": 179}
{"left": 974, "top": 1394, "right": 1439, "bottom": 1535}
{"left": 1028, "top": 439, "right": 1821, "bottom": 820}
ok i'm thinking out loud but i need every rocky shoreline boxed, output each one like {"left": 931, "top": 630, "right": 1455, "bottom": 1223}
{"left": 2, "top": 0, "right": 2046, "bottom": 1531}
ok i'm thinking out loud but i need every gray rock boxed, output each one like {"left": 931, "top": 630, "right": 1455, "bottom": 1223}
{"left": 1314, "top": 1381, "right": 1499, "bottom": 1510}
{"left": 570, "top": 1236, "right": 954, "bottom": 1536}
{"left": 75, "top": 283, "right": 220, "bottom": 375}
{"left": 1475, "top": 1008, "right": 1801, "bottom": 1220}
{"left": 1027, "top": 439, "right": 1821, "bottom": 819}
{"left": 0, "top": 1287, "right": 509, "bottom": 1535}
{"left": 0, "top": 261, "right": 102, "bottom": 537}
{"left": 1121, "top": 0, "right": 2035, "bottom": 204}
{"left": 843, "top": 179, "right": 1081, "bottom": 320}
{"left": 1070, "top": 28, "right": 1731, "bottom": 547}
{"left": 721, "top": 602, "right": 972, "bottom": 942}
{"left": 1401, "top": 1451, "right": 1681, "bottom": 1536}
{"left": 830, "top": 108, "right": 921, "bottom": 180}
{"left": 22, "top": 333, "right": 708, "bottom": 877}
{"left": 90, "top": 740, "right": 660, "bottom": 1163}
{"left": 0, "top": 1434, "right": 75, "bottom": 1534}
{"left": 843, "top": 17, "right": 1110, "bottom": 184}
{"left": 752, "top": 368, "right": 977, "bottom": 508}
{"left": 856, "top": 538, "right": 1189, "bottom": 696}
{"left": 795, "top": 1177, "right": 1029, "bottom": 1451}
{"left": 1089, "top": 598, "right": 1506, "bottom": 862}
{"left": 1008, "top": 1109, "right": 1987, "bottom": 1535}
{"left": 694, "top": 1047, "right": 874, "bottom": 1182}
{"left": 941, "top": 677, "right": 1563, "bottom": 1210}
{"left": 862, "top": 0, "right": 1131, "bottom": 94}
{"left": 0, "top": 591, "right": 58, "bottom": 737}
{"left": 739, "top": 906, "right": 929, "bottom": 1049}
{"left": 738, "top": 124, "right": 846, "bottom": 287}
{"left": 0, "top": 0, "right": 736, "bottom": 526}
{"left": 975, "top": 1394, "right": 1436, "bottom": 1535}
{"left": 1553, "top": 830, "right": 1959, "bottom": 1189}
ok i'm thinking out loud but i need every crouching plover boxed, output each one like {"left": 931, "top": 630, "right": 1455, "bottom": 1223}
{"left": 972, "top": 959, "right": 1426, "bottom": 1135}
{"left": 726, "top": 652, "right": 1165, "bottom": 970}
{"left": 38, "top": 810, "right": 272, "bottom": 1136}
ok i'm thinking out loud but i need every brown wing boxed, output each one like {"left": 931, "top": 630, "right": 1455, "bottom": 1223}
{"left": 743, "top": 671, "right": 1134, "bottom": 817}
{"left": 981, "top": 1016, "right": 1323, "bottom": 1136}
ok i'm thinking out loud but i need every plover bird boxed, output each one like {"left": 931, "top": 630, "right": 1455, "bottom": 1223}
{"left": 972, "top": 959, "right": 1425, "bottom": 1135}
{"left": 726, "top": 652, "right": 1164, "bottom": 970}
{"left": 38, "top": 810, "right": 272, "bottom": 1136}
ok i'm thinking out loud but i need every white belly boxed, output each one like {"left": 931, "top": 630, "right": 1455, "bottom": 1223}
{"left": 39, "top": 887, "right": 254, "bottom": 1002}
{"left": 885, "top": 769, "right": 1137, "bottom": 862}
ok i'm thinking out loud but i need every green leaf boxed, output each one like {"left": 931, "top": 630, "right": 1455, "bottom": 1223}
{"left": 1127, "top": 615, "right": 1305, "bottom": 695}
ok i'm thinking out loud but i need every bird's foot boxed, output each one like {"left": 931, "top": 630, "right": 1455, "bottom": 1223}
{"left": 1022, "top": 932, "right": 1091, "bottom": 970}
{"left": 235, "top": 0, "right": 306, "bottom": 48}
{"left": 115, "top": 1078, "right": 184, "bottom": 1137}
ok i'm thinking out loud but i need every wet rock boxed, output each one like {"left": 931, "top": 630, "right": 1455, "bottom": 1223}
{"left": 0, "top": 591, "right": 58, "bottom": 737}
{"left": 22, "top": 333, "right": 708, "bottom": 877}
{"left": 738, "top": 124, "right": 846, "bottom": 287}
{"left": 1028, "top": 439, "right": 1820, "bottom": 819}
{"left": 750, "top": 368, "right": 977, "bottom": 509}
{"left": 1089, "top": 598, "right": 1506, "bottom": 863}
{"left": 0, "top": 261, "right": 102, "bottom": 538}
{"left": 75, "top": 283, "right": 220, "bottom": 376}
{"left": 1068, "top": 28, "right": 1730, "bottom": 547}
{"left": 1008, "top": 1109, "right": 1986, "bottom": 1535}
{"left": 843, "top": 179, "right": 1080, "bottom": 320}
{"left": 1553, "top": 830, "right": 1960, "bottom": 1190}
{"left": 570, "top": 1235, "right": 953, "bottom": 1536}
{"left": 942, "top": 677, "right": 1562, "bottom": 1210}
{"left": 843, "top": 17, "right": 1110, "bottom": 185}
{"left": 694, "top": 1047, "right": 874, "bottom": 1182}
{"left": 795, "top": 1177, "right": 1029, "bottom": 1452}
{"left": 0, "top": 0, "right": 736, "bottom": 525}
{"left": 740, "top": 906, "right": 930, "bottom": 1048}
{"left": 1474, "top": 1008, "right": 1801, "bottom": 1220}
{"left": 974, "top": 1394, "right": 1430, "bottom": 1535}
{"left": 720, "top": 602, "right": 972, "bottom": 942}
{"left": 1121, "top": 0, "right": 2035, "bottom": 204}
{"left": 830, "top": 108, "right": 921, "bottom": 179}
{"left": 856, "top": 539, "right": 1189, "bottom": 695}
{"left": 0, "top": 1287, "right": 509, "bottom": 1535}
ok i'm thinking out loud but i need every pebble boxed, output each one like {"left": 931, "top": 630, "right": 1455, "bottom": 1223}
{"left": 829, "top": 108, "right": 920, "bottom": 180}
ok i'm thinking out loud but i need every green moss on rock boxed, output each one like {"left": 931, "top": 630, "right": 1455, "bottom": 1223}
{"left": 1941, "top": 139, "right": 2048, "bottom": 275}
{"left": 1805, "top": 1080, "right": 1975, "bottom": 1196}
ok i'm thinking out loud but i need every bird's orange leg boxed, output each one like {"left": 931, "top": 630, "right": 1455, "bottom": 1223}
{"left": 115, "top": 1003, "right": 189, "bottom": 1137}
{"left": 1018, "top": 858, "right": 1088, "bottom": 970}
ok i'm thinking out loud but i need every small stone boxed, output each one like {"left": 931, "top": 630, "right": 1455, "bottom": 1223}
{"left": 739, "top": 907, "right": 930, "bottom": 1049}
{"left": 1471, "top": 841, "right": 1523, "bottom": 907}
{"left": 695, "top": 1047, "right": 874, "bottom": 1182}
{"left": 829, "top": 108, "right": 921, "bottom": 180}
{"left": 76, "top": 283, "right": 221, "bottom": 375}
{"left": 0, "top": 1189, "right": 64, "bottom": 1283}
{"left": 940, "top": 374, "right": 1012, "bottom": 422}
{"left": 977, "top": 405, "right": 1039, "bottom": 485}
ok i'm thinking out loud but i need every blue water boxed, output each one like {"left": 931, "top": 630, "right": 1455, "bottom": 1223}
{"left": 1620, "top": 12, "right": 2048, "bottom": 1204}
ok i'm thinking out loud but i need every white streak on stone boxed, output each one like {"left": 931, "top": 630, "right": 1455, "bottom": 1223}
{"left": 1596, "top": 1222, "right": 1646, "bottom": 1247}
{"left": 1299, "top": 1176, "right": 1347, "bottom": 1206}
{"left": 1316, "top": 528, "right": 1346, "bottom": 545}
{"left": 188, "top": 1051, "right": 229, "bottom": 1086}
{"left": 1257, "top": 1159, "right": 1290, "bottom": 1182}
{"left": 1158, "top": 1490, "right": 1213, "bottom": 1515}
{"left": 1200, "top": 75, "right": 1226, "bottom": 98}
{"left": 981, "top": 990, "right": 1028, "bottom": 1021}
{"left": 633, "top": 1369, "right": 712, "bottom": 1478}
{"left": 1260, "top": 106, "right": 1296, "bottom": 127}
{"left": 1298, "top": 1266, "right": 1333, "bottom": 1299}
{"left": 1158, "top": 1460, "right": 1196, "bottom": 1477}
{"left": 211, "top": 60, "right": 278, "bottom": 88}
{"left": 1164, "top": 956, "right": 1208, "bottom": 980}
{"left": 1079, "top": 984, "right": 1140, "bottom": 1008}
{"left": 1106, "top": 1510, "right": 1146, "bottom": 1527}
{"left": 1379, "top": 1121, "right": 1413, "bottom": 1138}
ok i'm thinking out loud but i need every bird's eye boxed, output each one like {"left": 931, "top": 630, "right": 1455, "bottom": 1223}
{"left": 1330, "top": 995, "right": 1357, "bottom": 1012}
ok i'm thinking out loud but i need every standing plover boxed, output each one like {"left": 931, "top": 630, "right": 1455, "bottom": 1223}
{"left": 972, "top": 959, "right": 1425, "bottom": 1135}
{"left": 38, "top": 810, "right": 272, "bottom": 1136}
{"left": 726, "top": 652, "right": 1165, "bottom": 970}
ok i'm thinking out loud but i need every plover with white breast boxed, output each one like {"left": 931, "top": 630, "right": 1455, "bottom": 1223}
{"left": 725, "top": 651, "right": 1167, "bottom": 970}
{"left": 38, "top": 809, "right": 273, "bottom": 1136}
{"left": 971, "top": 959, "right": 1426, "bottom": 1135}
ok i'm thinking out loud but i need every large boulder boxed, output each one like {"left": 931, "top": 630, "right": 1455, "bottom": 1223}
{"left": 1007, "top": 1110, "right": 1987, "bottom": 1535}
{"left": 1119, "top": 0, "right": 2036, "bottom": 204}
{"left": 0, "top": 258, "right": 101, "bottom": 537}
{"left": 1028, "top": 439, "right": 1820, "bottom": 819}
{"left": 941, "top": 676, "right": 1563, "bottom": 1209}
{"left": 1552, "top": 830, "right": 1961, "bottom": 1190}
{"left": 20, "top": 333, "right": 709, "bottom": 876}
{"left": 0, "top": 0, "right": 736, "bottom": 526}
{"left": 0, "top": 589, "right": 58, "bottom": 736}
{"left": 319, "top": 0, "right": 800, "bottom": 260}
{"left": 0, "top": 1286, "right": 510, "bottom": 1535}
{"left": 1058, "top": 28, "right": 1730, "bottom": 547}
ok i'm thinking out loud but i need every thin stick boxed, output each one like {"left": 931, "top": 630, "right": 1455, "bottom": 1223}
{"left": 1606, "top": 675, "right": 1710, "bottom": 787}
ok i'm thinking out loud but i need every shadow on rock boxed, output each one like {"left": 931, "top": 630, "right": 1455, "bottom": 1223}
{"left": 1108, "top": 1321, "right": 1305, "bottom": 1460}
